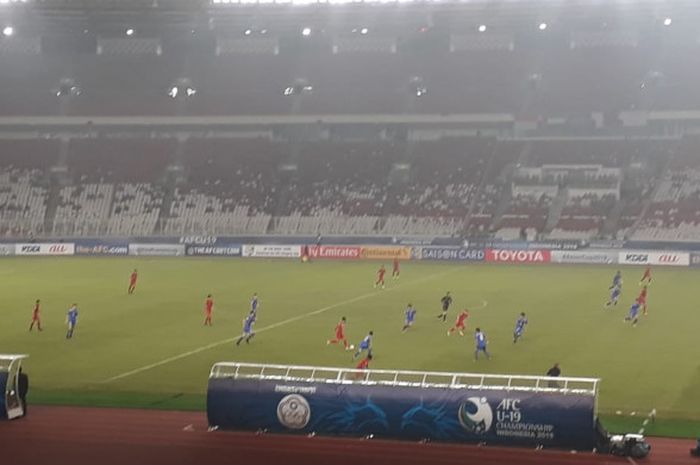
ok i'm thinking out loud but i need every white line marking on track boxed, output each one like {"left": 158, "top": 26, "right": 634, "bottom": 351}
{"left": 626, "top": 456, "right": 638, "bottom": 465}
{"left": 103, "top": 268, "right": 459, "bottom": 383}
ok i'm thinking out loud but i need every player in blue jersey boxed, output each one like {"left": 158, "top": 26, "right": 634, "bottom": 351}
{"left": 402, "top": 304, "right": 417, "bottom": 333}
{"left": 250, "top": 293, "right": 259, "bottom": 315}
{"left": 610, "top": 271, "right": 622, "bottom": 290}
{"left": 353, "top": 331, "right": 373, "bottom": 359}
{"left": 474, "top": 328, "right": 490, "bottom": 360}
{"left": 605, "top": 284, "right": 622, "bottom": 307}
{"left": 65, "top": 303, "right": 79, "bottom": 339}
{"left": 624, "top": 302, "right": 641, "bottom": 327}
{"left": 236, "top": 312, "right": 256, "bottom": 345}
{"left": 513, "top": 312, "right": 528, "bottom": 343}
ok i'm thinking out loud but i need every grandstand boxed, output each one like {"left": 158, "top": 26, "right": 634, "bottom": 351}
{"left": 0, "top": 136, "right": 692, "bottom": 239}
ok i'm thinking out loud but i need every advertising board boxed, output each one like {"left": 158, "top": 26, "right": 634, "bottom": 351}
{"left": 485, "top": 249, "right": 551, "bottom": 263}
{"left": 359, "top": 246, "right": 412, "bottom": 260}
{"left": 208, "top": 378, "right": 596, "bottom": 450}
{"left": 0, "top": 244, "right": 15, "bottom": 256}
{"left": 186, "top": 245, "right": 242, "bottom": 257}
{"left": 128, "top": 244, "right": 185, "bottom": 256}
{"left": 15, "top": 243, "right": 75, "bottom": 256}
{"left": 242, "top": 245, "right": 301, "bottom": 258}
{"left": 618, "top": 251, "right": 689, "bottom": 266}
{"left": 551, "top": 250, "right": 617, "bottom": 265}
{"left": 75, "top": 240, "right": 128, "bottom": 256}
{"left": 307, "top": 246, "right": 360, "bottom": 260}
{"left": 416, "top": 247, "right": 485, "bottom": 261}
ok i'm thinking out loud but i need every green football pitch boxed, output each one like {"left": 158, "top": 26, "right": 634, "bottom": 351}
{"left": 1, "top": 257, "right": 699, "bottom": 436}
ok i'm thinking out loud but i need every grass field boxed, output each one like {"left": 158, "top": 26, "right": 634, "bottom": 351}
{"left": 1, "top": 257, "right": 699, "bottom": 437}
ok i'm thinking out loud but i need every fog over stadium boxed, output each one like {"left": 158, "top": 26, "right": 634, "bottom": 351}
{"left": 1, "top": 0, "right": 699, "bottom": 464}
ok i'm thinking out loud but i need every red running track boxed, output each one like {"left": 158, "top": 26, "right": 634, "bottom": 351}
{"left": 0, "top": 406, "right": 695, "bottom": 465}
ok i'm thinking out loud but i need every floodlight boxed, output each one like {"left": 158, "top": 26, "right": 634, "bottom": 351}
{"left": 168, "top": 78, "right": 196, "bottom": 100}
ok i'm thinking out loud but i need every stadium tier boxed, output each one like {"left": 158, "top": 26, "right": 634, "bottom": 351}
{"left": 1, "top": 136, "right": 697, "bottom": 240}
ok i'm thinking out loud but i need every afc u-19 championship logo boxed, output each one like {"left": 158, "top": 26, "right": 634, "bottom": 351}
{"left": 277, "top": 394, "right": 311, "bottom": 430}
{"left": 458, "top": 397, "right": 493, "bottom": 434}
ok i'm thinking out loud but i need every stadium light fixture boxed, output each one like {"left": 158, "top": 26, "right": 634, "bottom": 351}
{"left": 538, "top": 22, "right": 548, "bottom": 31}
{"left": 2, "top": 25, "right": 13, "bottom": 37}
{"left": 244, "top": 28, "right": 252, "bottom": 36}
{"left": 360, "top": 27, "right": 368, "bottom": 35}
{"left": 301, "top": 27, "right": 311, "bottom": 36}
{"left": 54, "top": 78, "right": 82, "bottom": 98}
{"left": 126, "top": 28, "right": 134, "bottom": 36}
{"left": 168, "top": 78, "right": 197, "bottom": 99}
{"left": 478, "top": 24, "right": 487, "bottom": 33}
{"left": 663, "top": 17, "right": 672, "bottom": 26}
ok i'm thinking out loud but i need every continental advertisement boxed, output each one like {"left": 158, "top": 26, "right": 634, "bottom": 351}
{"left": 359, "top": 246, "right": 412, "bottom": 260}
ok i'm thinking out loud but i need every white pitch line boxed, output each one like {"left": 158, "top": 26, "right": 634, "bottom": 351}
{"left": 637, "top": 407, "right": 656, "bottom": 435}
{"left": 103, "top": 268, "right": 459, "bottom": 383}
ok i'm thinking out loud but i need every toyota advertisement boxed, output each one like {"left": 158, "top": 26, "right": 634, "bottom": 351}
{"left": 485, "top": 249, "right": 551, "bottom": 263}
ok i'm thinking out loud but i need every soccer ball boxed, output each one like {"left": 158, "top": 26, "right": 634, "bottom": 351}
{"left": 349, "top": 344, "right": 355, "bottom": 350}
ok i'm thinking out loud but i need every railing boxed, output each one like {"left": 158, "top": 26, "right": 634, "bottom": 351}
{"left": 210, "top": 362, "right": 599, "bottom": 396}
{"left": 0, "top": 354, "right": 28, "bottom": 372}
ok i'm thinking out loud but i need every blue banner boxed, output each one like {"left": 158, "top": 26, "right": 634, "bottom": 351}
{"left": 186, "top": 244, "right": 242, "bottom": 257}
{"left": 74, "top": 239, "right": 128, "bottom": 256}
{"left": 415, "top": 247, "right": 485, "bottom": 261}
{"left": 207, "top": 378, "right": 596, "bottom": 449}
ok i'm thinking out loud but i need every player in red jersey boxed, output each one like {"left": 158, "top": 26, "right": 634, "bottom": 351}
{"left": 447, "top": 309, "right": 469, "bottom": 336}
{"left": 640, "top": 266, "right": 652, "bottom": 286}
{"left": 128, "top": 269, "right": 138, "bottom": 294}
{"left": 29, "top": 299, "right": 42, "bottom": 332}
{"left": 204, "top": 294, "right": 214, "bottom": 326}
{"left": 374, "top": 265, "right": 386, "bottom": 289}
{"left": 354, "top": 354, "right": 372, "bottom": 379}
{"left": 392, "top": 257, "right": 400, "bottom": 280}
{"left": 327, "top": 316, "right": 349, "bottom": 349}
{"left": 637, "top": 286, "right": 648, "bottom": 316}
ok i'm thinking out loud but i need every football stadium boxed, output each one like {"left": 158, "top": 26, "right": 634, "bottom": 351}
{"left": 1, "top": 0, "right": 700, "bottom": 464}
